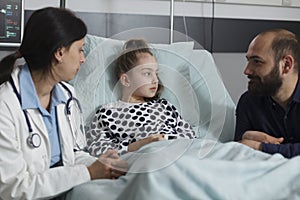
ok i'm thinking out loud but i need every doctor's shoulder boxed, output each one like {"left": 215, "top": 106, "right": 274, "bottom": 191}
{"left": 0, "top": 79, "right": 25, "bottom": 138}
{"left": 0, "top": 79, "right": 21, "bottom": 108}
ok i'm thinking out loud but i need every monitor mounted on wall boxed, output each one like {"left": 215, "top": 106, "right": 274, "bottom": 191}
{"left": 0, "top": 0, "right": 24, "bottom": 47}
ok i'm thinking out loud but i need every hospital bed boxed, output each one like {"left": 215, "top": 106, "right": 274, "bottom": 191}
{"left": 66, "top": 34, "right": 300, "bottom": 200}
{"left": 71, "top": 31, "right": 236, "bottom": 143}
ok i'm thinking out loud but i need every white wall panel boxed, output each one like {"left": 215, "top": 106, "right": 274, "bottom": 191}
{"left": 24, "top": 0, "right": 59, "bottom": 10}
{"left": 66, "top": 0, "right": 170, "bottom": 15}
{"left": 64, "top": 0, "right": 300, "bottom": 21}
{"left": 9, "top": 0, "right": 300, "bottom": 105}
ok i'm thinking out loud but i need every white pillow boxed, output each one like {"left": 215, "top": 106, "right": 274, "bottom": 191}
{"left": 188, "top": 50, "right": 236, "bottom": 141}
{"left": 71, "top": 34, "right": 197, "bottom": 126}
{"left": 71, "top": 34, "right": 236, "bottom": 141}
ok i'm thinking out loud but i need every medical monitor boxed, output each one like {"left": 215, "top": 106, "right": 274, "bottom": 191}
{"left": 0, "top": 0, "right": 24, "bottom": 47}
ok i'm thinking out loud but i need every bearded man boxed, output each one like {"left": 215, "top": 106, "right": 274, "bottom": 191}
{"left": 234, "top": 29, "right": 300, "bottom": 158}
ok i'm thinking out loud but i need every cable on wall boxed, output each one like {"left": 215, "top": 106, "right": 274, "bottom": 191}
{"left": 170, "top": 0, "right": 174, "bottom": 44}
{"left": 210, "top": 0, "right": 215, "bottom": 53}
{"left": 170, "top": 0, "right": 190, "bottom": 43}
{"left": 182, "top": 0, "right": 189, "bottom": 41}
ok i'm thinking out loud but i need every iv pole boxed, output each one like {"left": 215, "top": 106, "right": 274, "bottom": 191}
{"left": 170, "top": 0, "right": 174, "bottom": 44}
{"left": 60, "top": 0, "right": 66, "bottom": 8}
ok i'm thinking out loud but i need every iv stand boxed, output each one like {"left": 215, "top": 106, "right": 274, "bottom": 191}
{"left": 170, "top": 0, "right": 174, "bottom": 44}
{"left": 60, "top": 0, "right": 66, "bottom": 8}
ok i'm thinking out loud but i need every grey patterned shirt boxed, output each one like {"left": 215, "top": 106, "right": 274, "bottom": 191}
{"left": 86, "top": 99, "right": 196, "bottom": 155}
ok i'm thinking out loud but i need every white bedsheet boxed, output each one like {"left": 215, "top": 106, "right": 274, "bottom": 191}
{"left": 65, "top": 139, "right": 300, "bottom": 200}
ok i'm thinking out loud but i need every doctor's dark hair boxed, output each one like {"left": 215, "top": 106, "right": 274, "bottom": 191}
{"left": 0, "top": 7, "right": 87, "bottom": 85}
{"left": 115, "top": 39, "right": 163, "bottom": 101}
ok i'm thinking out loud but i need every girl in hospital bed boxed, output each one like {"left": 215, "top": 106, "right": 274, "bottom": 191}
{"left": 86, "top": 39, "right": 196, "bottom": 156}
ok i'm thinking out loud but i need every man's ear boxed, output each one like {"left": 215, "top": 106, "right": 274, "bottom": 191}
{"left": 54, "top": 47, "right": 65, "bottom": 64}
{"left": 120, "top": 73, "right": 130, "bottom": 87}
{"left": 282, "top": 55, "right": 294, "bottom": 74}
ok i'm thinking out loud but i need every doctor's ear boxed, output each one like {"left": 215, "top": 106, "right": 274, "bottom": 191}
{"left": 54, "top": 47, "right": 65, "bottom": 64}
{"left": 120, "top": 74, "right": 130, "bottom": 87}
{"left": 282, "top": 55, "right": 294, "bottom": 74}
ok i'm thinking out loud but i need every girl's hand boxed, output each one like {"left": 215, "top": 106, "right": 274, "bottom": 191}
{"left": 128, "top": 134, "right": 165, "bottom": 152}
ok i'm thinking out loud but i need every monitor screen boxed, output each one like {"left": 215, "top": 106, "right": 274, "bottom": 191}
{"left": 0, "top": 0, "right": 23, "bottom": 47}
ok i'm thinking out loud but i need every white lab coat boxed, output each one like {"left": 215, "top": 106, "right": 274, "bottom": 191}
{"left": 0, "top": 67, "right": 96, "bottom": 200}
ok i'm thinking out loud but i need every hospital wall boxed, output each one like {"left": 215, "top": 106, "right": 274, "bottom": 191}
{"left": 1, "top": 0, "right": 300, "bottom": 104}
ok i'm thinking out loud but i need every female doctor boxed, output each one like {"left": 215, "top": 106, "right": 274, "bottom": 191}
{"left": 0, "top": 7, "right": 127, "bottom": 200}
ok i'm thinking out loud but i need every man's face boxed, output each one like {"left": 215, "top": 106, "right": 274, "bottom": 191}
{"left": 244, "top": 33, "right": 283, "bottom": 96}
{"left": 247, "top": 63, "right": 282, "bottom": 96}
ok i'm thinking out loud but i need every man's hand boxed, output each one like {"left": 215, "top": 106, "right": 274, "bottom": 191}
{"left": 239, "top": 130, "right": 284, "bottom": 151}
{"left": 242, "top": 131, "right": 284, "bottom": 144}
{"left": 239, "top": 139, "right": 262, "bottom": 150}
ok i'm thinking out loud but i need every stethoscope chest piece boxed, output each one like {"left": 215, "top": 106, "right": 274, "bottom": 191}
{"left": 27, "top": 133, "right": 41, "bottom": 148}
{"left": 10, "top": 77, "right": 83, "bottom": 150}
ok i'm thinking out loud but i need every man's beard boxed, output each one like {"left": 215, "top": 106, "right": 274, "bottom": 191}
{"left": 248, "top": 65, "right": 282, "bottom": 96}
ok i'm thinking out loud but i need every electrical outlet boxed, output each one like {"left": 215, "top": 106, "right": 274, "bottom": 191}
{"left": 282, "top": 0, "right": 292, "bottom": 6}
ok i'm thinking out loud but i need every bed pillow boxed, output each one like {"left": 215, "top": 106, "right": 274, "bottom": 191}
{"left": 71, "top": 34, "right": 197, "bottom": 126}
{"left": 188, "top": 50, "right": 236, "bottom": 141}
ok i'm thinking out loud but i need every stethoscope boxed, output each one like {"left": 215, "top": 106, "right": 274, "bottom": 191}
{"left": 9, "top": 77, "right": 85, "bottom": 149}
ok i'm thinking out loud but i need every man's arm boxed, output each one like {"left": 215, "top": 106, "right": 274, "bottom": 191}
{"left": 238, "top": 131, "right": 300, "bottom": 158}
{"left": 239, "top": 130, "right": 283, "bottom": 150}
{"left": 262, "top": 143, "right": 300, "bottom": 158}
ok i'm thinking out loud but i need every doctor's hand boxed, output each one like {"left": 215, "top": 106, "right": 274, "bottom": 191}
{"left": 88, "top": 149, "right": 128, "bottom": 180}
{"left": 242, "top": 131, "right": 284, "bottom": 144}
{"left": 128, "top": 134, "right": 165, "bottom": 152}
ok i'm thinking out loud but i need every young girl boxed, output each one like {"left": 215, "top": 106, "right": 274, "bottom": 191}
{"left": 86, "top": 39, "right": 196, "bottom": 156}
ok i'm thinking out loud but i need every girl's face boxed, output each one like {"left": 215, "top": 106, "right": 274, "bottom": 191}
{"left": 124, "top": 53, "right": 159, "bottom": 102}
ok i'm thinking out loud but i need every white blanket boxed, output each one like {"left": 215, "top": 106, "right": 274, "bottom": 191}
{"left": 65, "top": 139, "right": 300, "bottom": 200}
